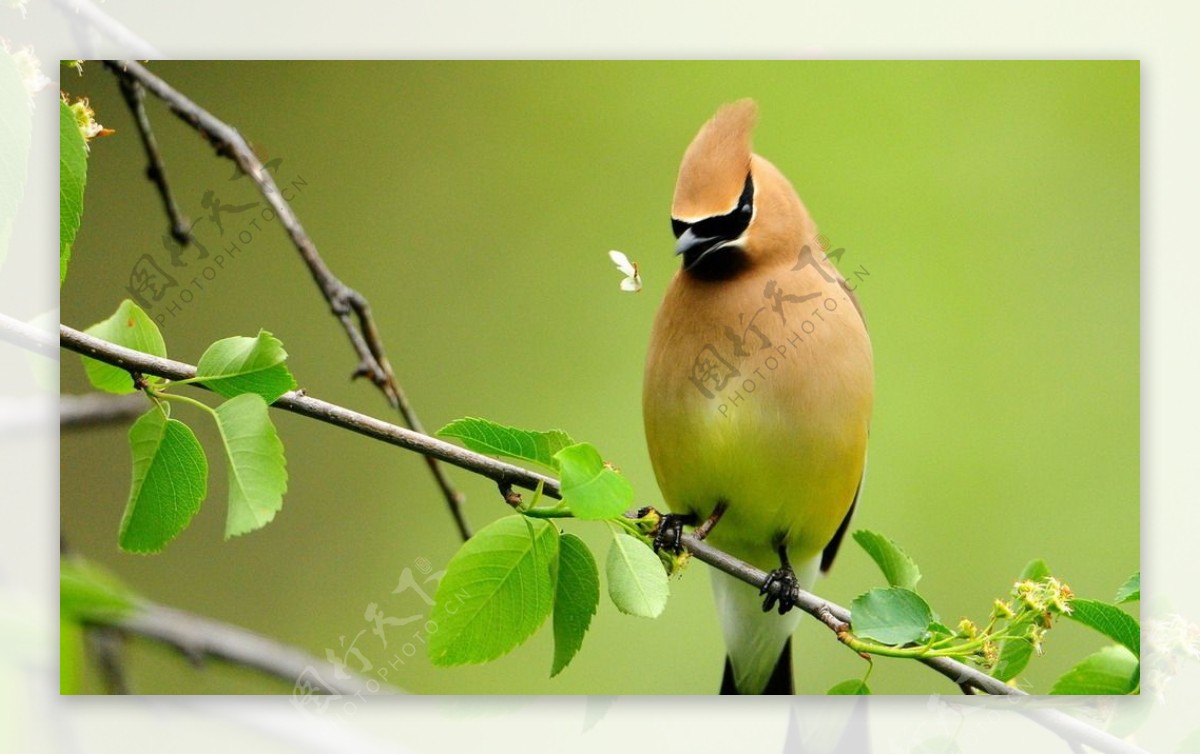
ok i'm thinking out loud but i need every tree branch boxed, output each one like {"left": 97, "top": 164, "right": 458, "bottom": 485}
{"left": 61, "top": 392, "right": 147, "bottom": 429}
{"left": 101, "top": 59, "right": 471, "bottom": 542}
{"left": 679, "top": 532, "right": 1015, "bottom": 695}
{"left": 91, "top": 601, "right": 398, "bottom": 696}
{"left": 115, "top": 73, "right": 191, "bottom": 245}
{"left": 60, "top": 325, "right": 560, "bottom": 498}
{"left": 59, "top": 326, "right": 1145, "bottom": 752}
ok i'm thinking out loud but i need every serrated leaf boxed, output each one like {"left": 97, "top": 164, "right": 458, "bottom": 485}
{"left": 1050, "top": 645, "right": 1139, "bottom": 695}
{"left": 1020, "top": 559, "right": 1052, "bottom": 581}
{"left": 551, "top": 533, "right": 599, "bottom": 676}
{"left": 605, "top": 532, "right": 668, "bottom": 618}
{"left": 0, "top": 48, "right": 32, "bottom": 273}
{"left": 852, "top": 529, "right": 922, "bottom": 590}
{"left": 438, "top": 417, "right": 575, "bottom": 470}
{"left": 1115, "top": 572, "right": 1140, "bottom": 604}
{"left": 213, "top": 393, "right": 288, "bottom": 538}
{"left": 428, "top": 515, "right": 559, "bottom": 666}
{"left": 195, "top": 330, "right": 297, "bottom": 403}
{"left": 1066, "top": 598, "right": 1140, "bottom": 657}
{"left": 850, "top": 587, "right": 934, "bottom": 645}
{"left": 827, "top": 679, "right": 871, "bottom": 695}
{"left": 119, "top": 408, "right": 208, "bottom": 553}
{"left": 60, "top": 98, "right": 87, "bottom": 284}
{"left": 60, "top": 557, "right": 138, "bottom": 622}
{"left": 554, "top": 443, "right": 633, "bottom": 520}
{"left": 82, "top": 299, "right": 167, "bottom": 394}
{"left": 925, "top": 621, "right": 955, "bottom": 640}
{"left": 992, "top": 621, "right": 1036, "bottom": 682}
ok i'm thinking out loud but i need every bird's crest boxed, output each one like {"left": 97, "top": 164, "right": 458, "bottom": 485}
{"left": 672, "top": 99, "right": 758, "bottom": 222}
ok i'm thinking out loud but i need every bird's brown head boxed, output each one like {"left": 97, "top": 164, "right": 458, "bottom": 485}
{"left": 671, "top": 99, "right": 809, "bottom": 280}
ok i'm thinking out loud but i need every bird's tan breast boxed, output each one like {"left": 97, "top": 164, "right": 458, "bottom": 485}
{"left": 642, "top": 262, "right": 873, "bottom": 567}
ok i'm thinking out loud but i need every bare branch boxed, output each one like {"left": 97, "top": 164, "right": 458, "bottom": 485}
{"left": 93, "top": 601, "right": 398, "bottom": 696}
{"left": 101, "top": 59, "right": 471, "bottom": 541}
{"left": 115, "top": 74, "right": 191, "bottom": 245}
{"left": 61, "top": 393, "right": 147, "bottom": 429}
{"left": 85, "top": 625, "right": 131, "bottom": 694}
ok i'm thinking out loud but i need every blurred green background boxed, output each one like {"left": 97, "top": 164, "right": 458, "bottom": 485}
{"left": 59, "top": 61, "right": 1138, "bottom": 695}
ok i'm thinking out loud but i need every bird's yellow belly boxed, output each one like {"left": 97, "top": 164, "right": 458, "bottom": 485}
{"left": 643, "top": 280, "right": 872, "bottom": 571}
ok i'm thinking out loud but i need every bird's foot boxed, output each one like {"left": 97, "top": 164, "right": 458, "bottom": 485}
{"left": 651, "top": 512, "right": 691, "bottom": 554}
{"left": 760, "top": 566, "right": 799, "bottom": 615}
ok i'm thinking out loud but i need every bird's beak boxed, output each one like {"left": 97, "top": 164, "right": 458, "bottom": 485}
{"left": 676, "top": 228, "right": 724, "bottom": 270}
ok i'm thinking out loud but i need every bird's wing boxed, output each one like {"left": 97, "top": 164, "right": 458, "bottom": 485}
{"left": 819, "top": 460, "right": 865, "bottom": 574}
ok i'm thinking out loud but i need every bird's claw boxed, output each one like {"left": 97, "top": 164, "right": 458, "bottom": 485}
{"left": 760, "top": 567, "right": 799, "bottom": 614}
{"left": 652, "top": 513, "right": 689, "bottom": 554}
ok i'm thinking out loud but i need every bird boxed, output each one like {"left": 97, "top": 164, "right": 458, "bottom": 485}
{"left": 642, "top": 99, "right": 874, "bottom": 694}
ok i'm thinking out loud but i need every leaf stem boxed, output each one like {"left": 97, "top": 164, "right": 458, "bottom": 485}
{"left": 157, "top": 391, "right": 216, "bottom": 417}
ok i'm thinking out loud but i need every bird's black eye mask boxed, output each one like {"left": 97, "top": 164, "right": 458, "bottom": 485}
{"left": 671, "top": 173, "right": 755, "bottom": 243}
{"left": 672, "top": 173, "right": 754, "bottom": 278}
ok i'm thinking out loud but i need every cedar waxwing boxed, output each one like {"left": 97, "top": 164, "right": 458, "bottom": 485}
{"left": 643, "top": 99, "right": 873, "bottom": 694}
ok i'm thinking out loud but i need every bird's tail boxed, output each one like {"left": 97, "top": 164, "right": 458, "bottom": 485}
{"left": 721, "top": 638, "right": 794, "bottom": 694}
{"left": 710, "top": 556, "right": 819, "bottom": 694}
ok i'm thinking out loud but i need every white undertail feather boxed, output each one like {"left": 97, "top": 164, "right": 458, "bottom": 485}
{"left": 711, "top": 554, "right": 820, "bottom": 694}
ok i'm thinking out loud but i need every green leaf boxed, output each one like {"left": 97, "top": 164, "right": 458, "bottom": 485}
{"left": 1020, "top": 558, "right": 1052, "bottom": 581}
{"left": 852, "top": 529, "right": 922, "bottom": 590}
{"left": 82, "top": 299, "right": 167, "bottom": 394}
{"left": 925, "top": 621, "right": 955, "bottom": 639}
{"left": 119, "top": 408, "right": 208, "bottom": 553}
{"left": 1066, "top": 598, "right": 1140, "bottom": 657}
{"left": 827, "top": 679, "right": 871, "bottom": 695}
{"left": 1115, "top": 572, "right": 1140, "bottom": 604}
{"left": 992, "top": 623, "right": 1035, "bottom": 682}
{"left": 0, "top": 48, "right": 32, "bottom": 273}
{"left": 850, "top": 587, "right": 935, "bottom": 645}
{"left": 1050, "top": 645, "right": 1139, "bottom": 695}
{"left": 428, "top": 515, "right": 560, "bottom": 666}
{"left": 59, "top": 98, "right": 88, "bottom": 285}
{"left": 60, "top": 557, "right": 138, "bottom": 622}
{"left": 213, "top": 393, "right": 288, "bottom": 539}
{"left": 554, "top": 443, "right": 634, "bottom": 520}
{"left": 194, "top": 330, "right": 297, "bottom": 403}
{"left": 605, "top": 532, "right": 668, "bottom": 618}
{"left": 551, "top": 533, "right": 599, "bottom": 676}
{"left": 438, "top": 417, "right": 575, "bottom": 470}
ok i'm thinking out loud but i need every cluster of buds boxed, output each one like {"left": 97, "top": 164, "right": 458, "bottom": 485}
{"left": 1013, "top": 576, "right": 1073, "bottom": 627}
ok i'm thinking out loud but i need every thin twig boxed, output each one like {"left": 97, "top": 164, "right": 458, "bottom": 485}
{"left": 61, "top": 392, "right": 147, "bottom": 429}
{"left": 101, "top": 59, "right": 471, "bottom": 542}
{"left": 85, "top": 626, "right": 130, "bottom": 694}
{"left": 59, "top": 327, "right": 1146, "bottom": 752}
{"left": 115, "top": 74, "right": 191, "bottom": 245}
{"left": 60, "top": 325, "right": 560, "bottom": 498}
{"left": 94, "top": 601, "right": 398, "bottom": 696}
